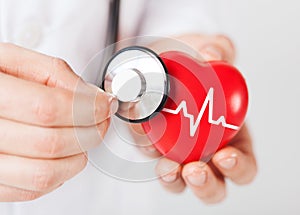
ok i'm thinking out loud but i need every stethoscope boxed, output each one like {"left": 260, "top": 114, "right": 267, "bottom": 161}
{"left": 101, "top": 0, "right": 169, "bottom": 123}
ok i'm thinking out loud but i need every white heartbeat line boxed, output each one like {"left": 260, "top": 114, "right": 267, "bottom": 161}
{"left": 162, "top": 88, "right": 239, "bottom": 137}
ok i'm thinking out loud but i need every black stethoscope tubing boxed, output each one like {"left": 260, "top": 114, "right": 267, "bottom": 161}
{"left": 106, "top": 0, "right": 120, "bottom": 48}
{"left": 95, "top": 0, "right": 120, "bottom": 86}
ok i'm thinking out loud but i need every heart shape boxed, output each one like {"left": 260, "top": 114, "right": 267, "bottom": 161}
{"left": 141, "top": 51, "right": 248, "bottom": 164}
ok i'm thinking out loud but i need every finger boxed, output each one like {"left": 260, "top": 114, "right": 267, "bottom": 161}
{"left": 174, "top": 34, "right": 236, "bottom": 63}
{"left": 212, "top": 125, "right": 257, "bottom": 185}
{"left": 0, "top": 43, "right": 79, "bottom": 90}
{"left": 199, "top": 35, "right": 236, "bottom": 63}
{"left": 0, "top": 153, "right": 87, "bottom": 192}
{"left": 0, "top": 183, "right": 62, "bottom": 202}
{"left": 0, "top": 72, "right": 118, "bottom": 126}
{"left": 121, "top": 100, "right": 161, "bottom": 158}
{"left": 155, "top": 158, "right": 185, "bottom": 193}
{"left": 182, "top": 161, "right": 226, "bottom": 204}
{"left": 0, "top": 118, "right": 108, "bottom": 158}
{"left": 129, "top": 123, "right": 161, "bottom": 158}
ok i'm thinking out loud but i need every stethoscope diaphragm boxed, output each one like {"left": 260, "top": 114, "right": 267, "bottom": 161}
{"left": 102, "top": 46, "right": 169, "bottom": 123}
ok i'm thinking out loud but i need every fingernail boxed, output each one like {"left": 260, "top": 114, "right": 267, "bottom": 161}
{"left": 186, "top": 168, "right": 207, "bottom": 187}
{"left": 97, "top": 88, "right": 105, "bottom": 92}
{"left": 144, "top": 145, "right": 157, "bottom": 153}
{"left": 109, "top": 98, "right": 119, "bottom": 115}
{"left": 161, "top": 173, "right": 177, "bottom": 183}
{"left": 200, "top": 45, "right": 223, "bottom": 61}
{"left": 218, "top": 157, "right": 237, "bottom": 170}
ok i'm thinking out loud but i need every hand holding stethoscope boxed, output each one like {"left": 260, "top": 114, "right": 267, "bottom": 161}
{"left": 150, "top": 35, "right": 256, "bottom": 203}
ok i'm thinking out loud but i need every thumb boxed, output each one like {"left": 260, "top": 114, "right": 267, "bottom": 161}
{"left": 174, "top": 34, "right": 236, "bottom": 64}
{"left": 198, "top": 45, "right": 224, "bottom": 62}
{"left": 198, "top": 35, "right": 236, "bottom": 64}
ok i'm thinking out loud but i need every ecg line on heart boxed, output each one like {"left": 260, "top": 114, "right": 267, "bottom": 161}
{"left": 162, "top": 87, "right": 239, "bottom": 137}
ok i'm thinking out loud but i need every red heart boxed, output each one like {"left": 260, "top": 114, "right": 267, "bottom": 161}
{"left": 141, "top": 51, "right": 248, "bottom": 164}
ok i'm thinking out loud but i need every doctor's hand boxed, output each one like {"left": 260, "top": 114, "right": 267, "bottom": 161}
{"left": 131, "top": 34, "right": 257, "bottom": 204}
{"left": 0, "top": 43, "right": 118, "bottom": 202}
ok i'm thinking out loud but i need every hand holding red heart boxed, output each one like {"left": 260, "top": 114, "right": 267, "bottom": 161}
{"left": 0, "top": 43, "right": 118, "bottom": 201}
{"left": 131, "top": 34, "right": 257, "bottom": 204}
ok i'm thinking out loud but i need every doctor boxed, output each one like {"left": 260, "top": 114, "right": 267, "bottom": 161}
{"left": 0, "top": 0, "right": 257, "bottom": 214}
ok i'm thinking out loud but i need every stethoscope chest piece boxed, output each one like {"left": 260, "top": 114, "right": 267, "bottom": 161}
{"left": 102, "top": 46, "right": 169, "bottom": 123}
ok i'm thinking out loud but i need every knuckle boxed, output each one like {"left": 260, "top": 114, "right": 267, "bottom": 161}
{"left": 74, "top": 153, "right": 88, "bottom": 173}
{"left": 238, "top": 159, "right": 258, "bottom": 185}
{"left": 216, "top": 190, "right": 227, "bottom": 203}
{"left": 34, "top": 95, "right": 58, "bottom": 125}
{"left": 35, "top": 129, "right": 64, "bottom": 158}
{"left": 96, "top": 120, "right": 109, "bottom": 139}
{"left": 216, "top": 34, "right": 234, "bottom": 48}
{"left": 79, "top": 153, "right": 88, "bottom": 170}
{"left": 32, "top": 162, "right": 56, "bottom": 191}
{"left": 51, "top": 57, "right": 71, "bottom": 73}
{"left": 202, "top": 189, "right": 227, "bottom": 205}
{"left": 215, "top": 34, "right": 236, "bottom": 62}
{"left": 95, "top": 93, "right": 111, "bottom": 122}
{"left": 195, "top": 180, "right": 227, "bottom": 204}
{"left": 156, "top": 158, "right": 179, "bottom": 176}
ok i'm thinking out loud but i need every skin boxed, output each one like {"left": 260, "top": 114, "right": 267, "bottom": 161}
{"left": 0, "top": 43, "right": 118, "bottom": 201}
{"left": 131, "top": 34, "right": 257, "bottom": 204}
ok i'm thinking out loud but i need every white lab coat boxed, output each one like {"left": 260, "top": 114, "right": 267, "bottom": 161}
{"left": 0, "top": 0, "right": 218, "bottom": 214}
